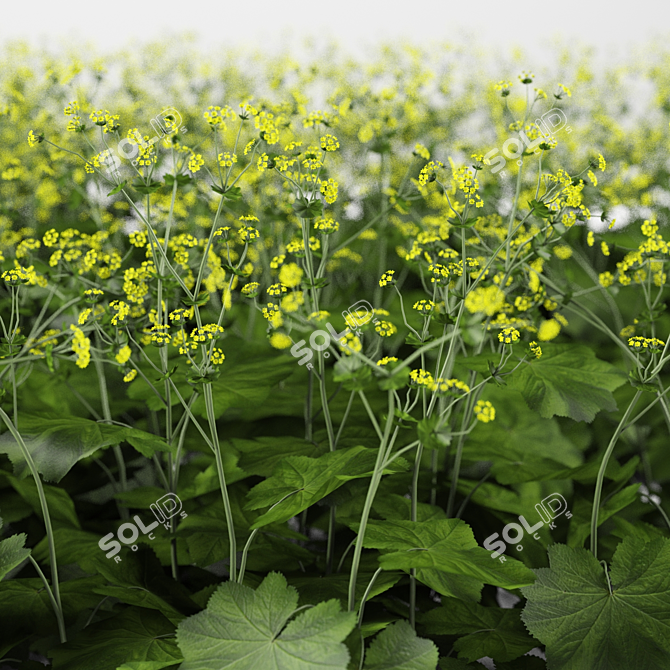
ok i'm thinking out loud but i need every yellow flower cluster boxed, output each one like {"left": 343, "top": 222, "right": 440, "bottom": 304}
{"left": 498, "top": 327, "right": 520, "bottom": 344}
{"left": 377, "top": 356, "right": 398, "bottom": 366}
{"left": 474, "top": 400, "right": 495, "bottom": 422}
{"left": 429, "top": 377, "right": 470, "bottom": 395}
{"left": 339, "top": 331, "right": 362, "bottom": 355}
{"left": 413, "top": 299, "right": 435, "bottom": 315}
{"left": 410, "top": 369, "right": 434, "bottom": 387}
{"left": 628, "top": 336, "right": 665, "bottom": 350}
{"left": 70, "top": 325, "right": 91, "bottom": 368}
{"left": 375, "top": 320, "right": 397, "bottom": 337}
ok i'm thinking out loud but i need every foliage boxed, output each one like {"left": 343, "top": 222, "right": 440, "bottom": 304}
{"left": 0, "top": 38, "right": 669, "bottom": 670}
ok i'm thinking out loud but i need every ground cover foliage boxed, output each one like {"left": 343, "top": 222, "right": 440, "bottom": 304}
{"left": 0, "top": 39, "right": 670, "bottom": 669}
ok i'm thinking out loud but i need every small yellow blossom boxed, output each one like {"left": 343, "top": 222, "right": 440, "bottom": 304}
{"left": 474, "top": 400, "right": 495, "bottom": 422}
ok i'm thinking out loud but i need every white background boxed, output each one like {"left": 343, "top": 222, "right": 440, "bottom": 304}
{"left": 2, "top": 0, "right": 669, "bottom": 64}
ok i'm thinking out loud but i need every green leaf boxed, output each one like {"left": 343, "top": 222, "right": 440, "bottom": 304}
{"left": 463, "top": 388, "right": 582, "bottom": 484}
{"left": 163, "top": 174, "right": 193, "bottom": 187}
{"left": 107, "top": 180, "right": 128, "bottom": 196}
{"left": 4, "top": 473, "right": 80, "bottom": 528}
{"left": 292, "top": 196, "right": 324, "bottom": 218}
{"left": 116, "top": 663, "right": 180, "bottom": 670}
{"left": 505, "top": 343, "right": 627, "bottom": 422}
{"left": 527, "top": 199, "right": 552, "bottom": 219}
{"left": 417, "top": 415, "right": 451, "bottom": 451}
{"left": 0, "top": 532, "right": 30, "bottom": 579}
{"left": 132, "top": 179, "right": 163, "bottom": 194}
{"left": 363, "top": 620, "right": 438, "bottom": 669}
{"left": 211, "top": 184, "right": 242, "bottom": 200}
{"left": 361, "top": 519, "right": 536, "bottom": 598}
{"left": 233, "top": 436, "right": 327, "bottom": 477}
{"left": 0, "top": 576, "right": 102, "bottom": 643}
{"left": 176, "top": 572, "right": 356, "bottom": 670}
{"left": 245, "top": 447, "right": 393, "bottom": 529}
{"left": 521, "top": 538, "right": 670, "bottom": 669}
{"left": 88, "top": 546, "right": 200, "bottom": 619}
{"left": 49, "top": 608, "right": 182, "bottom": 670}
{"left": 192, "top": 357, "right": 296, "bottom": 418}
{"left": 0, "top": 414, "right": 173, "bottom": 482}
{"left": 288, "top": 571, "right": 403, "bottom": 609}
{"left": 419, "top": 598, "right": 537, "bottom": 662}
{"left": 566, "top": 484, "right": 640, "bottom": 548}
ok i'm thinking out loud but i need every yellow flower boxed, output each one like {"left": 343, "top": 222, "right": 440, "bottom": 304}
{"left": 379, "top": 270, "right": 396, "bottom": 287}
{"left": 553, "top": 244, "right": 573, "bottom": 260}
{"left": 538, "top": 319, "right": 561, "bottom": 341}
{"left": 377, "top": 356, "right": 398, "bottom": 366}
{"left": 465, "top": 285, "right": 505, "bottom": 316}
{"left": 529, "top": 341, "right": 542, "bottom": 358}
{"left": 598, "top": 271, "right": 614, "bottom": 288}
{"left": 339, "top": 331, "right": 362, "bottom": 355}
{"left": 320, "top": 134, "right": 339, "bottom": 151}
{"left": 375, "top": 320, "right": 397, "bottom": 337}
{"left": 115, "top": 345, "right": 131, "bottom": 365}
{"left": 414, "top": 143, "right": 430, "bottom": 160}
{"left": 70, "top": 325, "right": 91, "bottom": 369}
{"left": 188, "top": 154, "right": 204, "bottom": 173}
{"left": 409, "top": 369, "right": 434, "bottom": 387}
{"left": 278, "top": 263, "right": 303, "bottom": 288}
{"left": 123, "top": 369, "right": 137, "bottom": 383}
{"left": 218, "top": 152, "right": 237, "bottom": 167}
{"left": 498, "top": 327, "right": 520, "bottom": 344}
{"left": 269, "top": 332, "right": 293, "bottom": 350}
{"left": 474, "top": 400, "right": 495, "bottom": 422}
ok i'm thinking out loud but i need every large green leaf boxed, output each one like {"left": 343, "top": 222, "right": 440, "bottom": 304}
{"left": 176, "top": 572, "right": 356, "bottom": 670}
{"left": 192, "top": 357, "right": 297, "bottom": 418}
{"left": 521, "top": 538, "right": 670, "bottom": 669}
{"left": 33, "top": 531, "right": 199, "bottom": 619}
{"left": 419, "top": 597, "right": 537, "bottom": 662}
{"left": 0, "top": 577, "right": 103, "bottom": 643}
{"left": 49, "top": 607, "right": 182, "bottom": 670}
{"left": 288, "top": 572, "right": 403, "bottom": 609}
{"left": 497, "top": 344, "right": 626, "bottom": 422}
{"left": 4, "top": 473, "right": 80, "bottom": 528}
{"left": 361, "top": 519, "right": 536, "bottom": 595}
{"left": 566, "top": 484, "right": 640, "bottom": 548}
{"left": 0, "top": 414, "right": 172, "bottom": 482}
{"left": 363, "top": 620, "right": 438, "bottom": 669}
{"left": 245, "top": 447, "right": 406, "bottom": 529}
{"left": 232, "top": 436, "right": 327, "bottom": 477}
{"left": 464, "top": 388, "right": 582, "bottom": 484}
{"left": 88, "top": 545, "right": 201, "bottom": 620}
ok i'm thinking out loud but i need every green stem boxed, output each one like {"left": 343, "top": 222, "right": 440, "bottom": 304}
{"left": 409, "top": 441, "right": 423, "bottom": 629}
{"left": 0, "top": 407, "right": 66, "bottom": 642}
{"left": 203, "top": 382, "right": 237, "bottom": 581}
{"left": 590, "top": 390, "right": 642, "bottom": 558}
{"left": 93, "top": 340, "right": 128, "bottom": 520}
{"left": 348, "top": 392, "right": 395, "bottom": 611}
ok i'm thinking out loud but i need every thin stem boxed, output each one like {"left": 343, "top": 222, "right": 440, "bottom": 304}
{"left": 0, "top": 408, "right": 65, "bottom": 642}
{"left": 590, "top": 390, "right": 642, "bottom": 558}
{"left": 348, "top": 392, "right": 395, "bottom": 611}
{"left": 203, "top": 383, "right": 237, "bottom": 580}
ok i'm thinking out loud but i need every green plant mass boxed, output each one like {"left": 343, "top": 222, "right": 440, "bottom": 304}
{"left": 0, "top": 39, "right": 669, "bottom": 670}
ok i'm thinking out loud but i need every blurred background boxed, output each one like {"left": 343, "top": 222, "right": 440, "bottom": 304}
{"left": 3, "top": 0, "right": 668, "bottom": 66}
